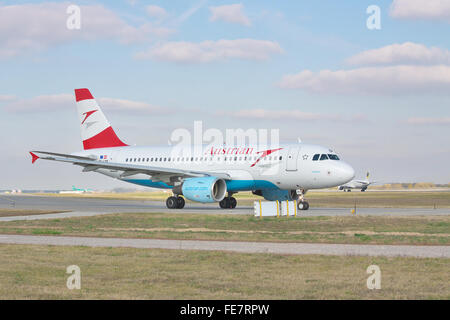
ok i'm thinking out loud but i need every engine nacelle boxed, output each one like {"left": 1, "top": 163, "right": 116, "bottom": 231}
{"left": 253, "top": 189, "right": 299, "bottom": 201}
{"left": 180, "top": 177, "right": 227, "bottom": 203}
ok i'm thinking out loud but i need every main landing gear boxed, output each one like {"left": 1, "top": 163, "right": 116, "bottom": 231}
{"left": 219, "top": 195, "right": 237, "bottom": 209}
{"left": 166, "top": 196, "right": 185, "bottom": 209}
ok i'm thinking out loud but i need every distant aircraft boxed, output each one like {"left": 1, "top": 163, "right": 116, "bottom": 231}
{"left": 29, "top": 88, "right": 355, "bottom": 210}
{"left": 72, "top": 185, "right": 93, "bottom": 193}
{"left": 338, "top": 172, "right": 373, "bottom": 192}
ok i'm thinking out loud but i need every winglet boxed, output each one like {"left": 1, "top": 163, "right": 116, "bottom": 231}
{"left": 29, "top": 152, "right": 39, "bottom": 164}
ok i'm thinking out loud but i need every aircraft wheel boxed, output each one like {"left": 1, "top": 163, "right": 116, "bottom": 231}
{"left": 166, "top": 196, "right": 178, "bottom": 209}
{"left": 298, "top": 201, "right": 309, "bottom": 211}
{"left": 176, "top": 196, "right": 185, "bottom": 209}
{"left": 229, "top": 197, "right": 237, "bottom": 209}
{"left": 219, "top": 198, "right": 230, "bottom": 209}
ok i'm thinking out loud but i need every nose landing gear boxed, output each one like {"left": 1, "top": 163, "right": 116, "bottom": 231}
{"left": 298, "top": 201, "right": 309, "bottom": 210}
{"left": 297, "top": 189, "right": 309, "bottom": 211}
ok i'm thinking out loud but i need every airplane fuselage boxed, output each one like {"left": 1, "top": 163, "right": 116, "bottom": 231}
{"left": 74, "top": 143, "right": 355, "bottom": 192}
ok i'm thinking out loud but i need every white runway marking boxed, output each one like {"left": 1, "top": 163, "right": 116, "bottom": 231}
{"left": 0, "top": 234, "right": 448, "bottom": 258}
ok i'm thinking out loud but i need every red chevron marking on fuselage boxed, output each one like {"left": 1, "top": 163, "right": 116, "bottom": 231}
{"left": 250, "top": 148, "right": 283, "bottom": 167}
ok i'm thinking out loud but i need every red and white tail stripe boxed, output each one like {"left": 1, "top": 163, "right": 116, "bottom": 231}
{"left": 74, "top": 88, "right": 127, "bottom": 150}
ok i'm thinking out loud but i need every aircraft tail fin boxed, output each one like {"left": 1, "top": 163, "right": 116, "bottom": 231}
{"left": 74, "top": 88, "right": 128, "bottom": 150}
{"left": 366, "top": 171, "right": 370, "bottom": 182}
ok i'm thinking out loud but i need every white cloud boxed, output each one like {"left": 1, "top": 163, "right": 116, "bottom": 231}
{"left": 4, "top": 94, "right": 73, "bottom": 112}
{"left": 390, "top": 0, "right": 450, "bottom": 22}
{"left": 135, "top": 39, "right": 283, "bottom": 63}
{"left": 218, "top": 108, "right": 342, "bottom": 121}
{"left": 406, "top": 117, "right": 450, "bottom": 125}
{"left": 209, "top": 3, "right": 251, "bottom": 26}
{"left": 3, "top": 93, "right": 167, "bottom": 114}
{"left": 146, "top": 5, "right": 167, "bottom": 19}
{"left": 347, "top": 42, "right": 450, "bottom": 66}
{"left": 0, "top": 95, "right": 16, "bottom": 102}
{"left": 0, "top": 2, "right": 172, "bottom": 58}
{"left": 278, "top": 65, "right": 450, "bottom": 95}
{"left": 98, "top": 97, "right": 167, "bottom": 114}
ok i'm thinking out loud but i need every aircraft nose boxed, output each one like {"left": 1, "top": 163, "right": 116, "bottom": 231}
{"left": 336, "top": 162, "right": 355, "bottom": 184}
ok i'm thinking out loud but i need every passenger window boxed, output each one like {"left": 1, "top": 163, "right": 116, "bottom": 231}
{"left": 312, "top": 154, "right": 320, "bottom": 161}
{"left": 320, "top": 154, "right": 329, "bottom": 160}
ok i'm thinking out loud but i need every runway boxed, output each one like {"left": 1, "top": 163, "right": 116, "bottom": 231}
{"left": 0, "top": 234, "right": 448, "bottom": 258}
{"left": 0, "top": 195, "right": 449, "bottom": 222}
{"left": 1, "top": 195, "right": 449, "bottom": 258}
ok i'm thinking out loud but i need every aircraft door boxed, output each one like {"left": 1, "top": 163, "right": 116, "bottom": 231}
{"left": 285, "top": 146, "right": 300, "bottom": 171}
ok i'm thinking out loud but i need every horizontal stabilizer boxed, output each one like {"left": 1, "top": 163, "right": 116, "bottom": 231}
{"left": 29, "top": 152, "right": 39, "bottom": 164}
{"left": 30, "top": 151, "right": 95, "bottom": 161}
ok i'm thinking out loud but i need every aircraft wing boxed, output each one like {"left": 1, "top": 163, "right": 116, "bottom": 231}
{"left": 29, "top": 151, "right": 231, "bottom": 183}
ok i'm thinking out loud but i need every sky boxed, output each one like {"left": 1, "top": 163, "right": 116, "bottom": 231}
{"left": 0, "top": 0, "right": 449, "bottom": 190}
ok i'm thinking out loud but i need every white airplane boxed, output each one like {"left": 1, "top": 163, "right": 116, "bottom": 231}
{"left": 338, "top": 172, "right": 372, "bottom": 192}
{"left": 29, "top": 88, "right": 355, "bottom": 210}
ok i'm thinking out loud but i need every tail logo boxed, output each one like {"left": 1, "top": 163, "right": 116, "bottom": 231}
{"left": 81, "top": 110, "right": 98, "bottom": 124}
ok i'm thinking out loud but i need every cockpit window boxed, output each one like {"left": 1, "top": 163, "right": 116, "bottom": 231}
{"left": 328, "top": 154, "right": 340, "bottom": 160}
{"left": 312, "top": 154, "right": 320, "bottom": 161}
{"left": 320, "top": 154, "right": 329, "bottom": 160}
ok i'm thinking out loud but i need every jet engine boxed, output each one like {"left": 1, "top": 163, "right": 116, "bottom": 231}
{"left": 174, "top": 177, "right": 227, "bottom": 203}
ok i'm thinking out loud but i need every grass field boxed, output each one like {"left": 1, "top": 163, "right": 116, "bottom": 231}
{"left": 1, "top": 193, "right": 448, "bottom": 300}
{"left": 34, "top": 190, "right": 450, "bottom": 208}
{"left": 0, "top": 244, "right": 447, "bottom": 299}
{"left": 0, "top": 209, "right": 68, "bottom": 217}
{"left": 0, "top": 212, "right": 449, "bottom": 245}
